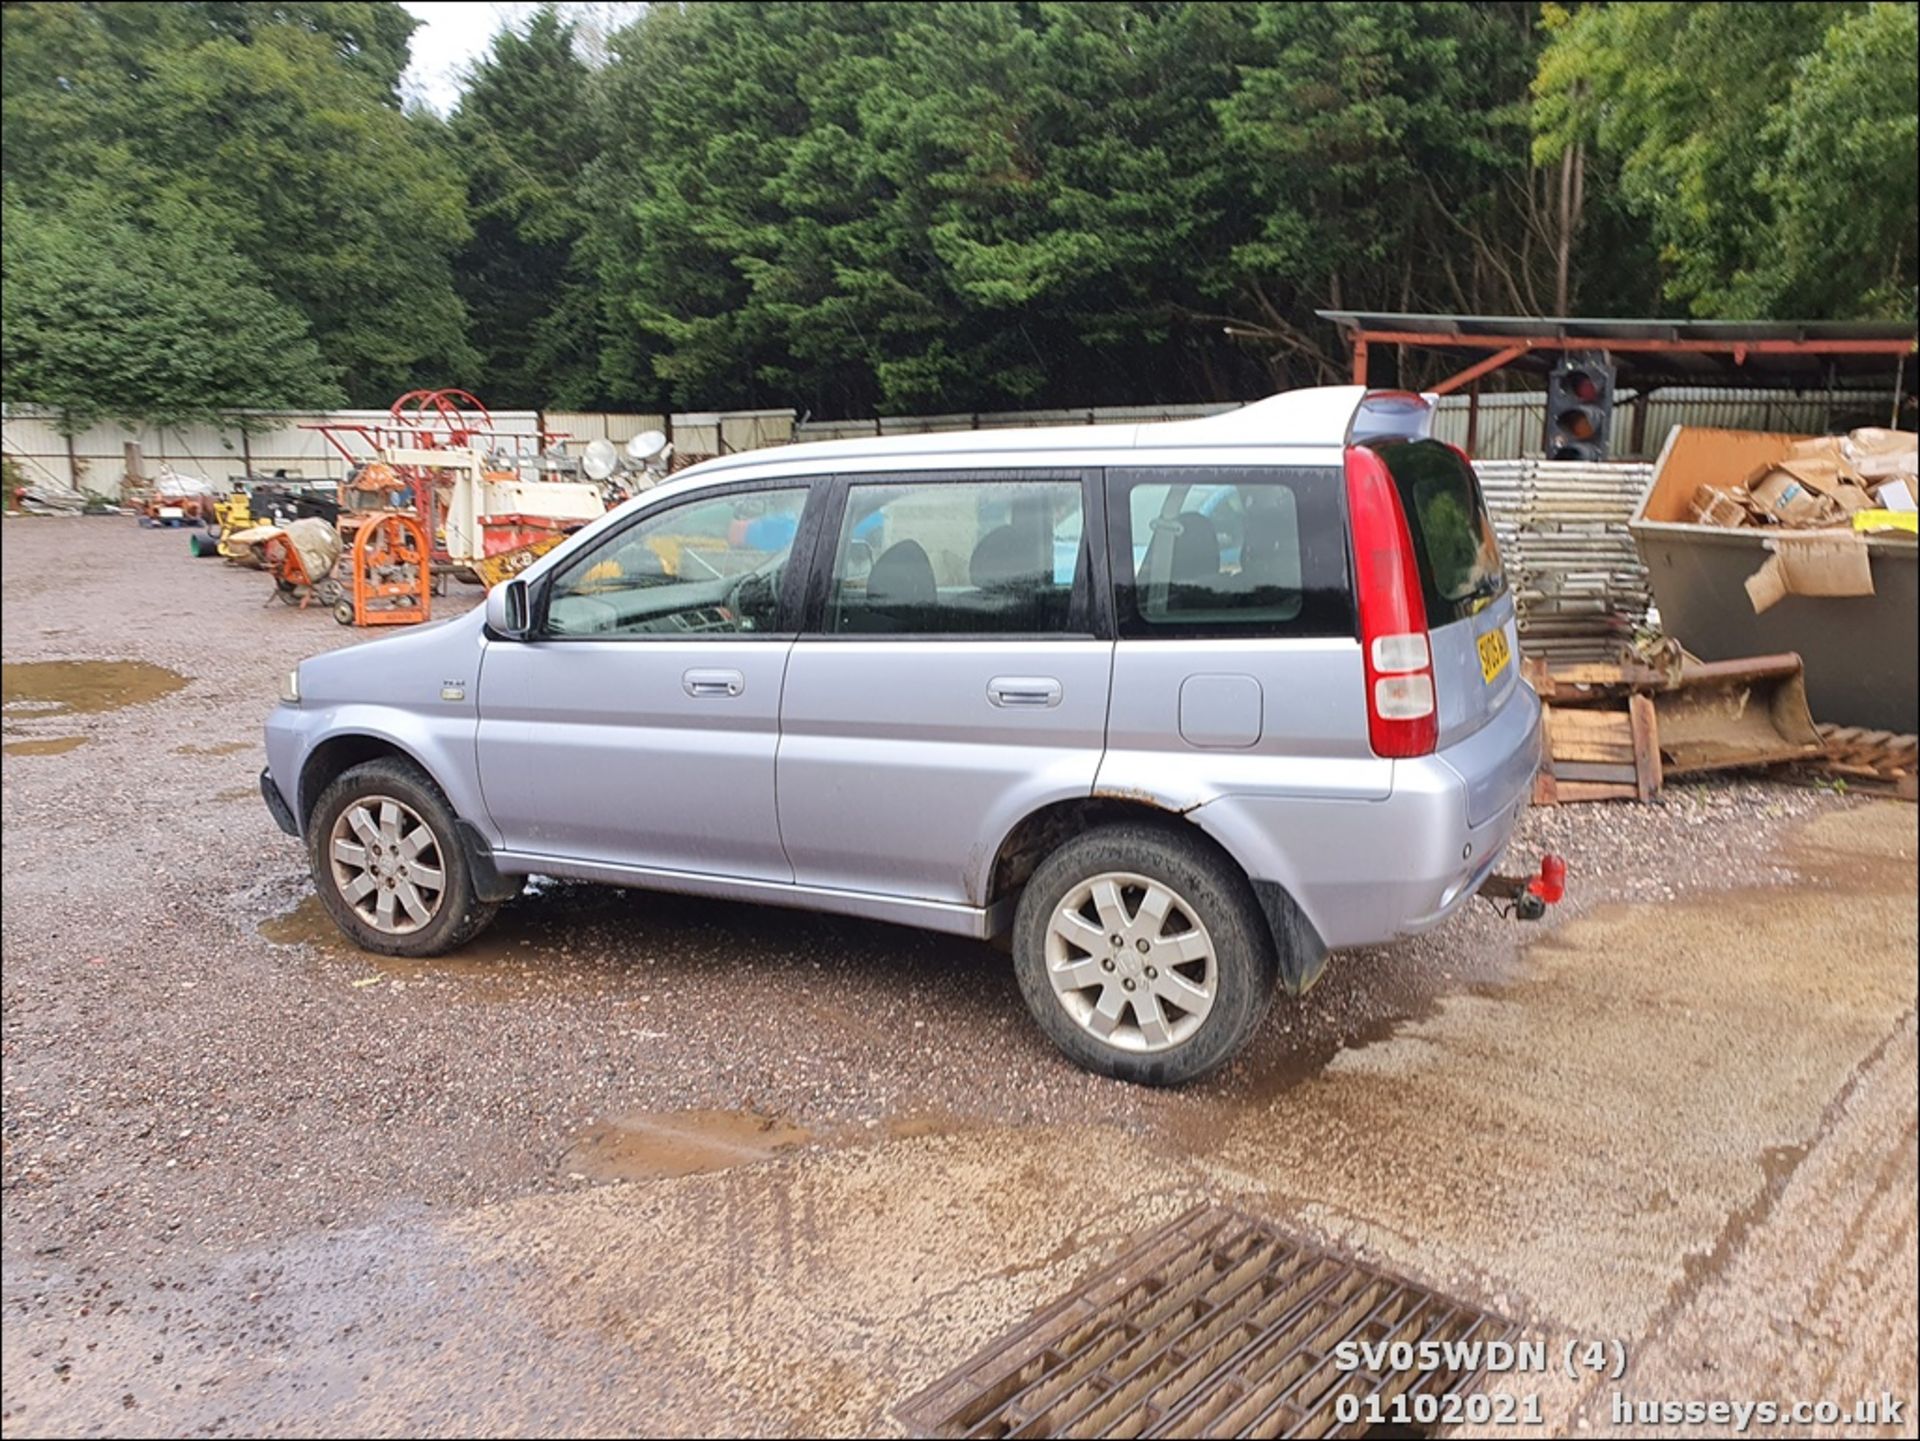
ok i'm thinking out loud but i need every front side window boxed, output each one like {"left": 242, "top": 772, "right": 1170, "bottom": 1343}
{"left": 543, "top": 487, "right": 809, "bottom": 637}
{"left": 1109, "top": 468, "right": 1352, "bottom": 638}
{"left": 827, "top": 479, "right": 1086, "bottom": 635}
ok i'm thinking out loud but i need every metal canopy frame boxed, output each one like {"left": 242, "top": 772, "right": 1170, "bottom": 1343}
{"left": 1317, "top": 311, "right": 1916, "bottom": 396}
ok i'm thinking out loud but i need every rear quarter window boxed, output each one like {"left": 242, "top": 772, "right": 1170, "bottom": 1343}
{"left": 1106, "top": 467, "right": 1353, "bottom": 639}
{"left": 1371, "top": 440, "right": 1505, "bottom": 626}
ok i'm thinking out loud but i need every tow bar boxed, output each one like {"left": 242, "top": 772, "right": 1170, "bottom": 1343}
{"left": 1480, "top": 854, "right": 1567, "bottom": 922}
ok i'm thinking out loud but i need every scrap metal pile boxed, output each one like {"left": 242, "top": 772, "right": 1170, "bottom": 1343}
{"left": 1527, "top": 652, "right": 1916, "bottom": 804}
{"left": 185, "top": 388, "right": 671, "bottom": 627}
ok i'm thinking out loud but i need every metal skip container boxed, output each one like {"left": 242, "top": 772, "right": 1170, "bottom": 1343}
{"left": 1629, "top": 426, "right": 1917, "bottom": 733}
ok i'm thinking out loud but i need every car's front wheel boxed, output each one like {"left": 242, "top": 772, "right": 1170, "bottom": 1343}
{"left": 306, "top": 758, "right": 499, "bottom": 956}
{"left": 1012, "top": 824, "right": 1277, "bottom": 1085}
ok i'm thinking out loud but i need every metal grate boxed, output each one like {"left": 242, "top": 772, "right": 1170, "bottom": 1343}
{"left": 898, "top": 1205, "right": 1519, "bottom": 1440}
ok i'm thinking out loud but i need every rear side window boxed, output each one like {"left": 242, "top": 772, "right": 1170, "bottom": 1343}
{"left": 826, "top": 478, "right": 1087, "bottom": 634}
{"left": 1107, "top": 467, "right": 1352, "bottom": 639}
{"left": 1370, "top": 440, "right": 1505, "bottom": 625}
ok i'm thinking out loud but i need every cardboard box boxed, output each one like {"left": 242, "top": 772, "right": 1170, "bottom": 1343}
{"left": 1688, "top": 484, "right": 1751, "bottom": 527}
{"left": 1748, "top": 469, "right": 1842, "bottom": 527}
{"left": 1845, "top": 427, "right": 1920, "bottom": 480}
{"left": 1744, "top": 534, "right": 1876, "bottom": 613}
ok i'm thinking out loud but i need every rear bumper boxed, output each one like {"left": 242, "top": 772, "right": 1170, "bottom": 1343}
{"left": 1190, "top": 687, "right": 1541, "bottom": 951}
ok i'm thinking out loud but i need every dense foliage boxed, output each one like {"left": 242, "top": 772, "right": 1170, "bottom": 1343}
{"left": 2, "top": 0, "right": 1913, "bottom": 427}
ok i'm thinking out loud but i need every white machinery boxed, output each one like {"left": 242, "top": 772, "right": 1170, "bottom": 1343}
{"left": 383, "top": 446, "right": 605, "bottom": 569}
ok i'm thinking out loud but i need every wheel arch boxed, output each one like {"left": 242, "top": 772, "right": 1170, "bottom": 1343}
{"left": 298, "top": 732, "right": 520, "bottom": 904}
{"left": 984, "top": 794, "right": 1329, "bottom": 996}
{"left": 297, "top": 733, "right": 438, "bottom": 828}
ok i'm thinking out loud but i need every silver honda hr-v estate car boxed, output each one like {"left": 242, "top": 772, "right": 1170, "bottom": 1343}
{"left": 263, "top": 387, "right": 1542, "bottom": 1084}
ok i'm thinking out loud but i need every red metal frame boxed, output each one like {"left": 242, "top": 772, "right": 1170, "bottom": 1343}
{"left": 299, "top": 388, "right": 570, "bottom": 567}
{"left": 1341, "top": 327, "right": 1916, "bottom": 393}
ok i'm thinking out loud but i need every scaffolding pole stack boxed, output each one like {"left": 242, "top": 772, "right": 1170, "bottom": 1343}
{"left": 1474, "top": 459, "right": 1655, "bottom": 665}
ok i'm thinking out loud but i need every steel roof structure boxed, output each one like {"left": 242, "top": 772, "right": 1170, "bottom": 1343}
{"left": 1317, "top": 311, "right": 1916, "bottom": 394}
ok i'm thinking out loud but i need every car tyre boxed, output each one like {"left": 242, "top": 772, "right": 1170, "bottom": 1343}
{"left": 1012, "top": 823, "right": 1277, "bottom": 1086}
{"left": 307, "top": 758, "right": 499, "bottom": 957}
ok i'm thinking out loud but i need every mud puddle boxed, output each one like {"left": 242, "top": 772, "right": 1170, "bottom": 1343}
{"left": 3, "top": 735, "right": 89, "bottom": 756}
{"left": 561, "top": 1111, "right": 814, "bottom": 1183}
{"left": 176, "top": 740, "right": 252, "bottom": 757}
{"left": 2, "top": 659, "right": 187, "bottom": 716}
{"left": 558, "top": 1109, "right": 967, "bottom": 1185}
{"left": 259, "top": 894, "right": 537, "bottom": 979}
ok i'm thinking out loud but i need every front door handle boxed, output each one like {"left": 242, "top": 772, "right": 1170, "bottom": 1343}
{"left": 683, "top": 668, "right": 744, "bottom": 698}
{"left": 988, "top": 676, "right": 1062, "bottom": 708}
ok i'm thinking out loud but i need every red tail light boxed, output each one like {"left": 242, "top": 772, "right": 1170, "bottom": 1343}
{"left": 1345, "top": 445, "right": 1437, "bottom": 758}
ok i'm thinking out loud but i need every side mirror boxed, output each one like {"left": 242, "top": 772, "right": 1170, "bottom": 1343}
{"left": 485, "top": 577, "right": 532, "bottom": 639}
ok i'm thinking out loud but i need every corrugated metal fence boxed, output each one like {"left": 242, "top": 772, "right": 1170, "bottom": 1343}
{"left": 6, "top": 388, "right": 1892, "bottom": 498}
{"left": 793, "top": 388, "right": 1895, "bottom": 453}
{"left": 3, "top": 406, "right": 798, "bottom": 495}
{"left": 2, "top": 408, "right": 539, "bottom": 495}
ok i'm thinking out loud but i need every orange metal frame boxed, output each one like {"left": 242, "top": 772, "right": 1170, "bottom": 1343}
{"left": 1342, "top": 328, "right": 1917, "bottom": 395}
{"left": 258, "top": 532, "right": 325, "bottom": 608}
{"left": 349, "top": 513, "right": 431, "bottom": 626}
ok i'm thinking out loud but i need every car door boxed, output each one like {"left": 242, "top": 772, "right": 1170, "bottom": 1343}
{"left": 777, "top": 471, "right": 1113, "bottom": 906}
{"left": 474, "top": 479, "right": 818, "bottom": 881}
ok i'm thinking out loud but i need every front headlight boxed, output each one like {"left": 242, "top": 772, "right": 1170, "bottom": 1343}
{"left": 280, "top": 668, "right": 301, "bottom": 704}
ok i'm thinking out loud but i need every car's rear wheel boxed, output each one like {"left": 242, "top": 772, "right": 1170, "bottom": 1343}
{"left": 1012, "top": 824, "right": 1276, "bottom": 1086}
{"left": 307, "top": 759, "right": 499, "bottom": 956}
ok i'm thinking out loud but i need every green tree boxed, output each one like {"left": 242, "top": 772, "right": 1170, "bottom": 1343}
{"left": 1, "top": 199, "right": 343, "bottom": 429}
{"left": 1533, "top": 1, "right": 1916, "bottom": 320}
{"left": 590, "top": 1, "right": 1267, "bottom": 414}
{"left": 451, "top": 5, "right": 602, "bottom": 408}
{"left": 1215, "top": 2, "right": 1568, "bottom": 383}
{"left": 1756, "top": 2, "right": 1919, "bottom": 317}
{"left": 2, "top": 1, "right": 474, "bottom": 406}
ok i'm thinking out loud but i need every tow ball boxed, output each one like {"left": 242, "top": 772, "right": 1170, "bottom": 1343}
{"left": 1479, "top": 854, "right": 1567, "bottom": 921}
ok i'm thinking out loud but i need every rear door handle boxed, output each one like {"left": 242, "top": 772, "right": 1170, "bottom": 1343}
{"left": 683, "top": 668, "right": 744, "bottom": 698}
{"left": 988, "top": 676, "right": 1062, "bottom": 708}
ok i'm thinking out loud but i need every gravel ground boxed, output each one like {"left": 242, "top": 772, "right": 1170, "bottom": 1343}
{"left": 3, "top": 517, "right": 1913, "bottom": 1437}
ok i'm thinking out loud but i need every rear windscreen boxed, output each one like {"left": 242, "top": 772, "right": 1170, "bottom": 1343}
{"left": 1372, "top": 440, "right": 1505, "bottom": 625}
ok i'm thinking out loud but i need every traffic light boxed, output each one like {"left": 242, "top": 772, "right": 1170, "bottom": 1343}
{"left": 1545, "top": 353, "right": 1616, "bottom": 461}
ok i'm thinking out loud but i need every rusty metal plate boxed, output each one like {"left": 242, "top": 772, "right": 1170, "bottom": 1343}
{"left": 897, "top": 1204, "right": 1519, "bottom": 1440}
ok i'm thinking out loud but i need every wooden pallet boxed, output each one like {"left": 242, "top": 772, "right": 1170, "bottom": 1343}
{"left": 1799, "top": 725, "right": 1919, "bottom": 801}
{"left": 1525, "top": 653, "right": 1824, "bottom": 805}
{"left": 1533, "top": 693, "right": 1661, "bottom": 804}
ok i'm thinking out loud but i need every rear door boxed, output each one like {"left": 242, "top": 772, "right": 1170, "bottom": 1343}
{"left": 1368, "top": 440, "right": 1519, "bottom": 746}
{"left": 1098, "top": 466, "right": 1387, "bottom": 804}
{"left": 776, "top": 471, "right": 1111, "bottom": 906}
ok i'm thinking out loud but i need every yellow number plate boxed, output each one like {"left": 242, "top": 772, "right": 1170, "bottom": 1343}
{"left": 1477, "top": 625, "right": 1511, "bottom": 684}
